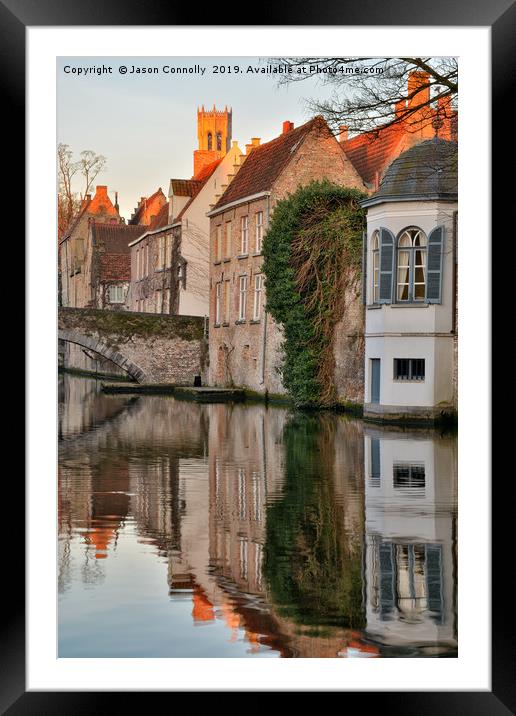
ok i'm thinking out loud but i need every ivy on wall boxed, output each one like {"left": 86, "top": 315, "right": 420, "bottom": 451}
{"left": 262, "top": 181, "right": 367, "bottom": 407}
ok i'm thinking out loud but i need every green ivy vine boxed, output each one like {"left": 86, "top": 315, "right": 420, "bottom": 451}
{"left": 262, "top": 181, "right": 366, "bottom": 407}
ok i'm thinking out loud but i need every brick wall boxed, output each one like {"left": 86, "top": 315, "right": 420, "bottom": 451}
{"left": 208, "top": 124, "right": 366, "bottom": 404}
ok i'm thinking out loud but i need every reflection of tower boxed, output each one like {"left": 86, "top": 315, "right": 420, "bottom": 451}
{"left": 362, "top": 426, "right": 457, "bottom": 655}
{"left": 193, "top": 105, "right": 232, "bottom": 177}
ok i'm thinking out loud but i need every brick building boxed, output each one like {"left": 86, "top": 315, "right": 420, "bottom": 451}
{"left": 207, "top": 116, "right": 367, "bottom": 402}
{"left": 128, "top": 187, "right": 167, "bottom": 226}
{"left": 59, "top": 185, "right": 123, "bottom": 308}
{"left": 83, "top": 222, "right": 144, "bottom": 310}
{"left": 343, "top": 71, "right": 457, "bottom": 191}
{"left": 128, "top": 108, "right": 243, "bottom": 317}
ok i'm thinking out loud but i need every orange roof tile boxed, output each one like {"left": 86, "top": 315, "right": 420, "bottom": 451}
{"left": 343, "top": 123, "right": 406, "bottom": 187}
{"left": 212, "top": 116, "right": 328, "bottom": 210}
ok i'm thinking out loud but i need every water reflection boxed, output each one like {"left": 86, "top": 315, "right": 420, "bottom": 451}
{"left": 58, "top": 374, "right": 457, "bottom": 658}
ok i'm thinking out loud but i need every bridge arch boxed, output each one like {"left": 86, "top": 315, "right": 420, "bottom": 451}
{"left": 58, "top": 329, "right": 147, "bottom": 382}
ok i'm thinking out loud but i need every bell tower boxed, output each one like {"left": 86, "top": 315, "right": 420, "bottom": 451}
{"left": 194, "top": 105, "right": 232, "bottom": 178}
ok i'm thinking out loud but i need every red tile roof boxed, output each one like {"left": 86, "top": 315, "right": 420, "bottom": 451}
{"left": 343, "top": 124, "right": 406, "bottom": 187}
{"left": 91, "top": 222, "right": 144, "bottom": 254}
{"left": 170, "top": 179, "right": 203, "bottom": 197}
{"left": 193, "top": 157, "right": 222, "bottom": 182}
{"left": 212, "top": 116, "right": 328, "bottom": 210}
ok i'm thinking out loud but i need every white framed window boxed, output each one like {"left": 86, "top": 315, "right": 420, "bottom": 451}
{"left": 238, "top": 275, "right": 247, "bottom": 320}
{"left": 215, "top": 225, "right": 222, "bottom": 262}
{"left": 108, "top": 284, "right": 125, "bottom": 303}
{"left": 396, "top": 228, "right": 427, "bottom": 302}
{"left": 224, "top": 280, "right": 231, "bottom": 324}
{"left": 372, "top": 230, "right": 380, "bottom": 303}
{"left": 158, "top": 235, "right": 165, "bottom": 269}
{"left": 224, "top": 221, "right": 231, "bottom": 258}
{"left": 253, "top": 274, "right": 263, "bottom": 320}
{"left": 255, "top": 211, "right": 263, "bottom": 253}
{"left": 240, "top": 216, "right": 249, "bottom": 255}
{"left": 215, "top": 282, "right": 222, "bottom": 324}
{"left": 165, "top": 233, "right": 172, "bottom": 268}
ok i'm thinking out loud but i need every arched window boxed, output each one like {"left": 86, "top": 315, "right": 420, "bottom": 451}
{"left": 396, "top": 228, "right": 427, "bottom": 302}
{"left": 207, "top": 132, "right": 212, "bottom": 151}
{"left": 371, "top": 230, "right": 380, "bottom": 303}
{"left": 216, "top": 132, "right": 222, "bottom": 151}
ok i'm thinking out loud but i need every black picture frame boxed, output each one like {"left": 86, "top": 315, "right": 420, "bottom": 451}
{"left": 5, "top": 0, "right": 507, "bottom": 708}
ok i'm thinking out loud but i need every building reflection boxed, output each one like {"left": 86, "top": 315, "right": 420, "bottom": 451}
{"left": 59, "top": 376, "right": 458, "bottom": 658}
{"left": 362, "top": 425, "right": 457, "bottom": 656}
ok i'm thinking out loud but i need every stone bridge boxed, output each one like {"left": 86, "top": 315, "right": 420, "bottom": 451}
{"left": 58, "top": 307, "right": 207, "bottom": 384}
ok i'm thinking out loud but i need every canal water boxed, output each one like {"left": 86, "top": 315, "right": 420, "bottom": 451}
{"left": 58, "top": 374, "right": 458, "bottom": 658}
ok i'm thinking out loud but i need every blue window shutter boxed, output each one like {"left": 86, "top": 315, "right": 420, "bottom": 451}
{"left": 426, "top": 225, "right": 444, "bottom": 303}
{"left": 379, "top": 227, "right": 395, "bottom": 303}
{"left": 361, "top": 230, "right": 367, "bottom": 305}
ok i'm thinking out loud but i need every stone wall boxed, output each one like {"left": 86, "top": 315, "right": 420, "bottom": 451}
{"left": 59, "top": 307, "right": 206, "bottom": 385}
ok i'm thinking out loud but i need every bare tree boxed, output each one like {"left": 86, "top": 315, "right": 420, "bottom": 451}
{"left": 269, "top": 57, "right": 458, "bottom": 137}
{"left": 57, "top": 144, "right": 107, "bottom": 240}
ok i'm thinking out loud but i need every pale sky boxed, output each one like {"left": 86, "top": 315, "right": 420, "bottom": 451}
{"left": 57, "top": 56, "right": 337, "bottom": 220}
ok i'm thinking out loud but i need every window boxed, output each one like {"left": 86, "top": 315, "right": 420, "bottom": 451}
{"left": 177, "top": 259, "right": 187, "bottom": 290}
{"left": 238, "top": 275, "right": 247, "bottom": 320}
{"left": 136, "top": 249, "right": 140, "bottom": 279}
{"left": 108, "top": 285, "right": 125, "bottom": 303}
{"left": 393, "top": 463, "right": 425, "bottom": 490}
{"left": 224, "top": 280, "right": 231, "bottom": 323}
{"left": 253, "top": 274, "right": 263, "bottom": 320}
{"left": 396, "top": 228, "right": 427, "bottom": 302}
{"left": 215, "top": 225, "right": 222, "bottom": 262}
{"left": 371, "top": 230, "right": 380, "bottom": 303}
{"left": 255, "top": 211, "right": 263, "bottom": 253}
{"left": 207, "top": 132, "right": 212, "bottom": 151}
{"left": 224, "top": 222, "right": 231, "bottom": 258}
{"left": 165, "top": 233, "right": 172, "bottom": 268}
{"left": 216, "top": 132, "right": 222, "bottom": 151}
{"left": 240, "top": 216, "right": 249, "bottom": 255}
{"left": 393, "top": 358, "right": 425, "bottom": 381}
{"left": 157, "top": 289, "right": 163, "bottom": 313}
{"left": 215, "top": 282, "right": 222, "bottom": 324}
{"left": 158, "top": 235, "right": 165, "bottom": 269}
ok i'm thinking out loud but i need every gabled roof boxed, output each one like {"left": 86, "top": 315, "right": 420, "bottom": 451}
{"left": 91, "top": 222, "right": 144, "bottom": 254}
{"left": 343, "top": 123, "right": 407, "bottom": 187}
{"left": 148, "top": 202, "right": 170, "bottom": 231}
{"left": 128, "top": 187, "right": 166, "bottom": 225}
{"left": 212, "top": 116, "right": 328, "bottom": 210}
{"left": 174, "top": 158, "right": 222, "bottom": 222}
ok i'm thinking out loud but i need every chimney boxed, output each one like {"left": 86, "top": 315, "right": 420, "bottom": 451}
{"left": 245, "top": 143, "right": 253, "bottom": 155}
{"left": 114, "top": 191, "right": 119, "bottom": 213}
{"left": 407, "top": 71, "right": 430, "bottom": 110}
{"left": 251, "top": 137, "right": 261, "bottom": 147}
{"left": 282, "top": 121, "right": 294, "bottom": 134}
{"left": 338, "top": 125, "right": 348, "bottom": 142}
{"left": 94, "top": 185, "right": 108, "bottom": 199}
{"left": 395, "top": 100, "right": 406, "bottom": 118}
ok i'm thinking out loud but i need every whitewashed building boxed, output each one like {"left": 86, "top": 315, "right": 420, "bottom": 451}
{"left": 361, "top": 139, "right": 458, "bottom": 422}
